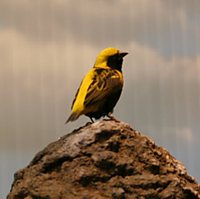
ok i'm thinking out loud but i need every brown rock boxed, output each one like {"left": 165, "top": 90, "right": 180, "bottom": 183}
{"left": 7, "top": 120, "right": 200, "bottom": 199}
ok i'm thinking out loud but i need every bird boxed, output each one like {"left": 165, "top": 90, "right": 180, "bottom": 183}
{"left": 66, "top": 47, "right": 128, "bottom": 123}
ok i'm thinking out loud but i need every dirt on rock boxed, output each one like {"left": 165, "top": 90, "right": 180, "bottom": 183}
{"left": 7, "top": 120, "right": 200, "bottom": 199}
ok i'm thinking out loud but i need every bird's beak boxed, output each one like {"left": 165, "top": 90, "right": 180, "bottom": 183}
{"left": 119, "top": 52, "right": 128, "bottom": 58}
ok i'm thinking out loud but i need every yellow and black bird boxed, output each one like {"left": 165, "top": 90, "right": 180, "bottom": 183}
{"left": 66, "top": 47, "right": 128, "bottom": 123}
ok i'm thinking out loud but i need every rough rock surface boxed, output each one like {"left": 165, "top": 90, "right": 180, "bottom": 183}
{"left": 7, "top": 120, "right": 200, "bottom": 199}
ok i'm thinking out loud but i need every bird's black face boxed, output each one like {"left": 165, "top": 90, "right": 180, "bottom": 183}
{"left": 107, "top": 52, "right": 128, "bottom": 71}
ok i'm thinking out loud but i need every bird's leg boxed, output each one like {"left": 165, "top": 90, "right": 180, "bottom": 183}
{"left": 107, "top": 112, "right": 119, "bottom": 121}
{"left": 86, "top": 117, "right": 94, "bottom": 126}
{"left": 90, "top": 117, "right": 94, "bottom": 123}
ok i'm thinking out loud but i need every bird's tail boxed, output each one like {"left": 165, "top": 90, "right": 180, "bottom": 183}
{"left": 65, "top": 112, "right": 80, "bottom": 124}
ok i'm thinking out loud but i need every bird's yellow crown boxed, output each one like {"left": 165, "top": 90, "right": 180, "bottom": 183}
{"left": 94, "top": 47, "right": 120, "bottom": 69}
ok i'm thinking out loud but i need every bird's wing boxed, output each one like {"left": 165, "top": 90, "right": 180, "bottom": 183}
{"left": 84, "top": 69, "right": 123, "bottom": 108}
{"left": 71, "top": 84, "right": 81, "bottom": 110}
{"left": 70, "top": 69, "right": 97, "bottom": 113}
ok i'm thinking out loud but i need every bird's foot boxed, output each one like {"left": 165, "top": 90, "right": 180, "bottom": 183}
{"left": 86, "top": 121, "right": 93, "bottom": 126}
{"left": 86, "top": 117, "right": 95, "bottom": 126}
{"left": 107, "top": 113, "right": 119, "bottom": 122}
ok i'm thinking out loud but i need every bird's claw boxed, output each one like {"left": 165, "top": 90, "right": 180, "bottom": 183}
{"left": 107, "top": 113, "right": 119, "bottom": 122}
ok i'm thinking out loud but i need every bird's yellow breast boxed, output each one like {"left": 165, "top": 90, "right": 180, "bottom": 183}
{"left": 72, "top": 69, "right": 95, "bottom": 113}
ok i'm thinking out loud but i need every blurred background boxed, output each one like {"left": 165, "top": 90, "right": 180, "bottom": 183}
{"left": 1, "top": 0, "right": 200, "bottom": 198}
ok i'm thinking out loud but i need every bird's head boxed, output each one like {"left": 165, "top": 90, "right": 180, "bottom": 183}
{"left": 94, "top": 47, "right": 128, "bottom": 71}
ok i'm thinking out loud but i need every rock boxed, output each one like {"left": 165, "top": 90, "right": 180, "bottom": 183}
{"left": 7, "top": 120, "right": 200, "bottom": 199}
